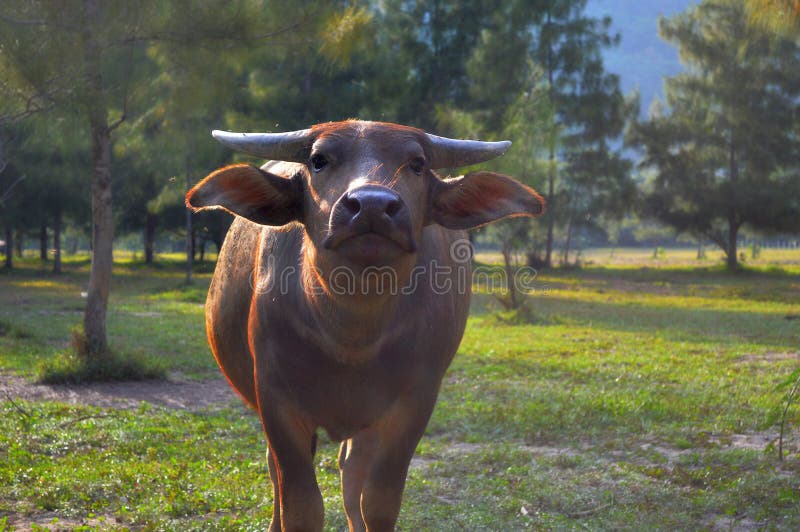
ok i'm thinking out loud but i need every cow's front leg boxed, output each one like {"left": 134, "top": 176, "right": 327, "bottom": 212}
{"left": 339, "top": 431, "right": 379, "bottom": 532}
{"left": 259, "top": 395, "right": 323, "bottom": 532}
{"left": 266, "top": 448, "right": 281, "bottom": 532}
{"left": 360, "top": 392, "right": 438, "bottom": 531}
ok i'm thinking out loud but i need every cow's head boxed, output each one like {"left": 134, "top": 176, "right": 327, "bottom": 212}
{"left": 186, "top": 120, "right": 544, "bottom": 280}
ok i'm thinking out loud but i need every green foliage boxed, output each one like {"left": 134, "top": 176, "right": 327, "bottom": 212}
{"left": 318, "top": 5, "right": 374, "bottom": 68}
{"left": 145, "top": 181, "right": 184, "bottom": 216}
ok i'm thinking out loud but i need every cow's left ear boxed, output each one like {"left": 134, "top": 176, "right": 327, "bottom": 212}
{"left": 429, "top": 171, "right": 546, "bottom": 230}
{"left": 186, "top": 164, "right": 303, "bottom": 226}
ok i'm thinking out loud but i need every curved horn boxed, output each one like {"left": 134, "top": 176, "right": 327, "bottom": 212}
{"left": 426, "top": 133, "right": 512, "bottom": 169}
{"left": 211, "top": 129, "right": 312, "bottom": 162}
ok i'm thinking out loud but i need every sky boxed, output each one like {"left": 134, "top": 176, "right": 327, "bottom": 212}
{"left": 585, "top": 0, "right": 696, "bottom": 117}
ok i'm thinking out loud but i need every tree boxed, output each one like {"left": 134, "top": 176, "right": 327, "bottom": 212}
{"left": 530, "top": 0, "right": 632, "bottom": 267}
{"left": 0, "top": 160, "right": 24, "bottom": 269}
{"left": 438, "top": 0, "right": 633, "bottom": 267}
{"left": 631, "top": 0, "right": 800, "bottom": 269}
{"left": 0, "top": 1, "right": 157, "bottom": 354}
{"left": 437, "top": 64, "right": 553, "bottom": 307}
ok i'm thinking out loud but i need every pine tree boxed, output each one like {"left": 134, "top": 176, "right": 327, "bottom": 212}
{"left": 631, "top": 0, "right": 800, "bottom": 269}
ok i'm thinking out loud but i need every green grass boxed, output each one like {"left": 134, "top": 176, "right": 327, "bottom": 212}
{"left": 1, "top": 252, "right": 799, "bottom": 530}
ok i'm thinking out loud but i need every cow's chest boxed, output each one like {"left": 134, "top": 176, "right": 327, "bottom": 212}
{"left": 263, "top": 333, "right": 432, "bottom": 441}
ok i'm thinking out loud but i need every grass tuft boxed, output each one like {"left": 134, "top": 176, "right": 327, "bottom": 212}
{"left": 0, "top": 319, "right": 32, "bottom": 339}
{"left": 38, "top": 331, "right": 167, "bottom": 384}
{"left": 487, "top": 305, "right": 564, "bottom": 326}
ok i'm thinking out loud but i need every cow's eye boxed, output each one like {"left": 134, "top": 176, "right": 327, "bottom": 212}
{"left": 310, "top": 154, "right": 328, "bottom": 173}
{"left": 409, "top": 157, "right": 425, "bottom": 175}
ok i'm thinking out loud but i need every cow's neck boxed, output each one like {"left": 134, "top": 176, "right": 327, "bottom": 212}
{"left": 297, "top": 250, "right": 406, "bottom": 364}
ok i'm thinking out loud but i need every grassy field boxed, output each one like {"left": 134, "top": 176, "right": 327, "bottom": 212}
{"left": 1, "top": 250, "right": 799, "bottom": 530}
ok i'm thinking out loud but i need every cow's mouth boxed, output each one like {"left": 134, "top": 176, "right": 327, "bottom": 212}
{"left": 323, "top": 227, "right": 416, "bottom": 263}
{"left": 323, "top": 184, "right": 417, "bottom": 263}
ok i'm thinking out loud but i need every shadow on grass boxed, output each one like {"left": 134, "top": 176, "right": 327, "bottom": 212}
{"left": 479, "top": 292, "right": 798, "bottom": 349}
{"left": 545, "top": 264, "right": 800, "bottom": 286}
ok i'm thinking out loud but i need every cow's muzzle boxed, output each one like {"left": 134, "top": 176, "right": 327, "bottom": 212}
{"left": 323, "top": 185, "right": 416, "bottom": 259}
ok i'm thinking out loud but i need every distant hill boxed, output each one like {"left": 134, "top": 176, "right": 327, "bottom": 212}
{"left": 585, "top": 0, "right": 696, "bottom": 117}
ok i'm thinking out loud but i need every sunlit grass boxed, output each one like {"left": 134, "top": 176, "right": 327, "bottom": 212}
{"left": 475, "top": 245, "right": 800, "bottom": 272}
{"left": 9, "top": 279, "right": 72, "bottom": 290}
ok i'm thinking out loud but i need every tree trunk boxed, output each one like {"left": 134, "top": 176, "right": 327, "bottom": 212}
{"left": 562, "top": 214, "right": 574, "bottom": 266}
{"left": 544, "top": 9, "right": 555, "bottom": 269}
{"left": 83, "top": 120, "right": 114, "bottom": 356}
{"left": 81, "top": 0, "right": 125, "bottom": 358}
{"left": 501, "top": 243, "right": 518, "bottom": 310}
{"left": 184, "top": 122, "right": 193, "bottom": 283}
{"left": 144, "top": 211, "right": 156, "bottom": 264}
{"left": 40, "top": 222, "right": 48, "bottom": 262}
{"left": 53, "top": 208, "right": 62, "bottom": 274}
{"left": 82, "top": 0, "right": 115, "bottom": 357}
{"left": 14, "top": 227, "right": 23, "bottom": 258}
{"left": 3, "top": 224, "right": 12, "bottom": 269}
{"left": 726, "top": 217, "right": 739, "bottom": 269}
{"left": 198, "top": 237, "right": 205, "bottom": 263}
{"left": 544, "top": 150, "right": 555, "bottom": 268}
{"left": 726, "top": 129, "right": 739, "bottom": 270}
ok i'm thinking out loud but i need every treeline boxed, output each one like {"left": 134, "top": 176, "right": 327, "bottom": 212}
{"left": 0, "top": 1, "right": 798, "bottom": 354}
{"left": 0, "top": 0, "right": 634, "bottom": 284}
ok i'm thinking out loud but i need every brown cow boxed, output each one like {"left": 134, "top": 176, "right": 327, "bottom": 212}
{"left": 186, "top": 120, "right": 545, "bottom": 531}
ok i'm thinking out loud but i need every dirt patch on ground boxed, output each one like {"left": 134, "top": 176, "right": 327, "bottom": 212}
{"left": 735, "top": 351, "right": 799, "bottom": 364}
{"left": 5, "top": 513, "right": 124, "bottom": 532}
{"left": 411, "top": 430, "right": 795, "bottom": 471}
{"left": 0, "top": 371, "right": 241, "bottom": 411}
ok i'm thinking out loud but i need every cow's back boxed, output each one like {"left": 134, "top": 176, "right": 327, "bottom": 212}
{"left": 206, "top": 216, "right": 262, "bottom": 407}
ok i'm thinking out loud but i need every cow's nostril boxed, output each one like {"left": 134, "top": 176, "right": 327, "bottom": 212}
{"left": 343, "top": 194, "right": 361, "bottom": 215}
{"left": 385, "top": 198, "right": 401, "bottom": 217}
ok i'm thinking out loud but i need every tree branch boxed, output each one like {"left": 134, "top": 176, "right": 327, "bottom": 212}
{"left": 107, "top": 111, "right": 126, "bottom": 132}
{"left": 702, "top": 229, "right": 727, "bottom": 252}
{"left": 0, "top": 89, "right": 55, "bottom": 124}
{"left": 113, "top": 19, "right": 305, "bottom": 50}
{"left": 0, "top": 67, "right": 61, "bottom": 125}
{"left": 0, "top": 174, "right": 26, "bottom": 207}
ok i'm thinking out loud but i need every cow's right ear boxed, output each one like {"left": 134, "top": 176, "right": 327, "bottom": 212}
{"left": 185, "top": 164, "right": 303, "bottom": 226}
